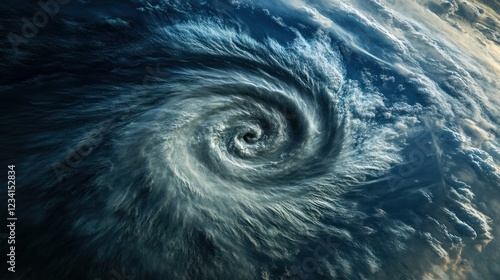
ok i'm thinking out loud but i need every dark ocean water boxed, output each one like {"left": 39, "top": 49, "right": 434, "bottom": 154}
{"left": 1, "top": 0, "right": 499, "bottom": 279}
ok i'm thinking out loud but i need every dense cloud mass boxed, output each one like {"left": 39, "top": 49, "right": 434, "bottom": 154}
{"left": 0, "top": 0, "right": 499, "bottom": 279}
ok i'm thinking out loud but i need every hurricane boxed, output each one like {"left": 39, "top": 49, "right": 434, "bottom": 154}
{"left": 1, "top": 0, "right": 499, "bottom": 279}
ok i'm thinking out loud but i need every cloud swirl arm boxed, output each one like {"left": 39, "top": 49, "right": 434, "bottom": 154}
{"left": 0, "top": 0, "right": 498, "bottom": 279}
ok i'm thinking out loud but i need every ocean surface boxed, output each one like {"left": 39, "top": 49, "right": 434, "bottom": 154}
{"left": 1, "top": 0, "right": 499, "bottom": 279}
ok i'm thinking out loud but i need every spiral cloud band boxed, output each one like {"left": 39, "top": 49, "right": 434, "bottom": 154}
{"left": 1, "top": 0, "right": 499, "bottom": 279}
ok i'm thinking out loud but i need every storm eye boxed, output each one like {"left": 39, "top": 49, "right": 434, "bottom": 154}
{"left": 243, "top": 132, "right": 258, "bottom": 144}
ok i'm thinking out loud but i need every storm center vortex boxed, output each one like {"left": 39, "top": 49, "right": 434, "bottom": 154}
{"left": 4, "top": 0, "right": 498, "bottom": 279}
